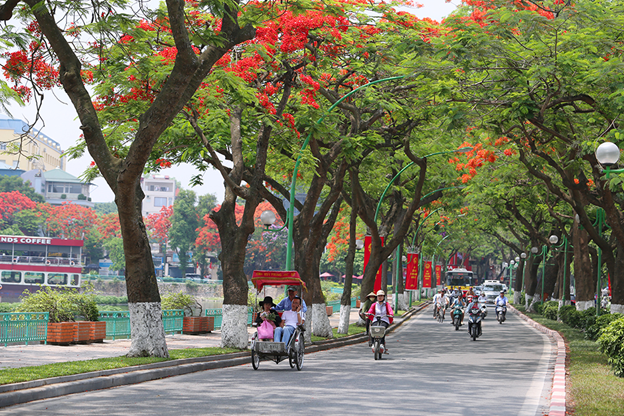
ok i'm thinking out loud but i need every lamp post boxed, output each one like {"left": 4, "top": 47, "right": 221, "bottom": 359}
{"left": 548, "top": 234, "right": 570, "bottom": 305}
{"left": 519, "top": 252, "right": 527, "bottom": 299}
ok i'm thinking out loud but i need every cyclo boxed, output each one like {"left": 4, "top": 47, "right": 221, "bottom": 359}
{"left": 249, "top": 271, "right": 306, "bottom": 371}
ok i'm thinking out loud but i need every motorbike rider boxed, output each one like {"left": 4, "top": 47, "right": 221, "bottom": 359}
{"left": 495, "top": 290, "right": 508, "bottom": 320}
{"left": 466, "top": 296, "right": 483, "bottom": 336}
{"left": 432, "top": 289, "right": 448, "bottom": 319}
{"left": 366, "top": 290, "right": 394, "bottom": 354}
{"left": 450, "top": 292, "right": 465, "bottom": 325}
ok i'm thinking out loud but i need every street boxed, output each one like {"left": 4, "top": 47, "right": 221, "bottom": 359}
{"left": 1, "top": 306, "right": 553, "bottom": 415}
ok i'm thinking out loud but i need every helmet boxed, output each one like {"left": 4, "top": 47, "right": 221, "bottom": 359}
{"left": 376, "top": 290, "right": 385, "bottom": 296}
{"left": 500, "top": 290, "right": 505, "bottom": 294}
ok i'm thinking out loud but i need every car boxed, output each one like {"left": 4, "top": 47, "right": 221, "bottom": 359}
{"left": 185, "top": 273, "right": 203, "bottom": 282}
{"left": 481, "top": 283, "right": 506, "bottom": 304}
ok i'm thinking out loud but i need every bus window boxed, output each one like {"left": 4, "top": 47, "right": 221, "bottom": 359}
{"left": 24, "top": 272, "right": 45, "bottom": 284}
{"left": 1, "top": 271, "right": 21, "bottom": 283}
{"left": 70, "top": 274, "right": 80, "bottom": 286}
{"left": 47, "top": 273, "right": 68, "bottom": 285}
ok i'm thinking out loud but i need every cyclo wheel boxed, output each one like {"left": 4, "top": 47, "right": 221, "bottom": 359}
{"left": 251, "top": 343, "right": 260, "bottom": 370}
{"left": 295, "top": 337, "right": 305, "bottom": 371}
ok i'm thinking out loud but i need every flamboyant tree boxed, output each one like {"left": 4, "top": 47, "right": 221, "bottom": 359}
{"left": 145, "top": 205, "right": 173, "bottom": 256}
{"left": 0, "top": 0, "right": 256, "bottom": 356}
{"left": 43, "top": 202, "right": 97, "bottom": 240}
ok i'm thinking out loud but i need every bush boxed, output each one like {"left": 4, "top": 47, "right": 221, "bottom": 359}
{"left": 597, "top": 317, "right": 624, "bottom": 377}
{"left": 0, "top": 303, "right": 18, "bottom": 313}
{"left": 532, "top": 301, "right": 544, "bottom": 314}
{"left": 559, "top": 305, "right": 576, "bottom": 324}
{"left": 161, "top": 293, "right": 201, "bottom": 316}
{"left": 543, "top": 302, "right": 559, "bottom": 320}
{"left": 586, "top": 313, "right": 624, "bottom": 341}
{"left": 15, "top": 286, "right": 98, "bottom": 322}
{"left": 581, "top": 308, "right": 597, "bottom": 329}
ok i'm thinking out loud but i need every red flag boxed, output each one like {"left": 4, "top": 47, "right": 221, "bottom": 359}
{"left": 435, "top": 264, "right": 442, "bottom": 286}
{"left": 364, "top": 236, "right": 385, "bottom": 293}
{"left": 423, "top": 261, "right": 433, "bottom": 288}
{"left": 405, "top": 253, "right": 419, "bottom": 290}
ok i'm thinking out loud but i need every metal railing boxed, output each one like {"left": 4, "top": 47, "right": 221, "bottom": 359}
{"left": 98, "top": 310, "right": 184, "bottom": 339}
{"left": 0, "top": 312, "right": 49, "bottom": 346}
{"left": 0, "top": 255, "right": 81, "bottom": 267}
{"left": 205, "top": 306, "right": 255, "bottom": 330}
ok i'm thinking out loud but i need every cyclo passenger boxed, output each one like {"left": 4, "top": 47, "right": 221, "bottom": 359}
{"left": 255, "top": 296, "right": 282, "bottom": 341}
{"left": 432, "top": 289, "right": 449, "bottom": 319}
{"left": 450, "top": 292, "right": 465, "bottom": 325}
{"left": 274, "top": 297, "right": 304, "bottom": 344}
{"left": 366, "top": 290, "right": 394, "bottom": 354}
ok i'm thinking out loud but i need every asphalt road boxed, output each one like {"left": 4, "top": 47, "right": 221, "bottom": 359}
{"left": 2, "top": 306, "right": 553, "bottom": 415}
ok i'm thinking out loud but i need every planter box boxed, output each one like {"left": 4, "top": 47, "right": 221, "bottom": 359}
{"left": 183, "top": 317, "right": 202, "bottom": 334}
{"left": 326, "top": 306, "right": 333, "bottom": 316}
{"left": 200, "top": 316, "right": 214, "bottom": 333}
{"left": 74, "top": 321, "right": 91, "bottom": 343}
{"left": 47, "top": 322, "right": 76, "bottom": 345}
{"left": 89, "top": 321, "right": 106, "bottom": 343}
{"left": 356, "top": 299, "right": 361, "bottom": 308}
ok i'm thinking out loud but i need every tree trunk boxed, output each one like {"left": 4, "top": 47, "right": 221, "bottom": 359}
{"left": 525, "top": 256, "right": 540, "bottom": 312}
{"left": 612, "top": 241, "right": 624, "bottom": 314}
{"left": 544, "top": 259, "right": 559, "bottom": 301}
{"left": 573, "top": 221, "right": 595, "bottom": 311}
{"left": 513, "top": 259, "right": 525, "bottom": 304}
{"left": 338, "top": 201, "right": 358, "bottom": 334}
{"left": 118, "top": 182, "right": 168, "bottom": 358}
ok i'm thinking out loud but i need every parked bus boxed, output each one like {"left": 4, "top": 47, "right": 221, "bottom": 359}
{"left": 0, "top": 235, "right": 83, "bottom": 302}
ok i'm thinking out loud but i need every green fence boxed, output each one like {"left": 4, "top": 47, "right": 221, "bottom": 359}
{"left": 99, "top": 310, "right": 184, "bottom": 339}
{"left": 205, "top": 307, "right": 255, "bottom": 330}
{"left": 99, "top": 311, "right": 131, "bottom": 340}
{"left": 330, "top": 287, "right": 344, "bottom": 294}
{"left": 0, "top": 312, "right": 49, "bottom": 346}
{"left": 162, "top": 309, "right": 184, "bottom": 335}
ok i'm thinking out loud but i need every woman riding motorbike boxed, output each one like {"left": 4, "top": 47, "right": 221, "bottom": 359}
{"left": 367, "top": 290, "right": 394, "bottom": 354}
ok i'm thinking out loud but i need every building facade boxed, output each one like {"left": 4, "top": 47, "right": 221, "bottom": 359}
{"left": 140, "top": 175, "right": 177, "bottom": 216}
{"left": 0, "top": 117, "right": 65, "bottom": 172}
{"left": 21, "top": 168, "right": 94, "bottom": 207}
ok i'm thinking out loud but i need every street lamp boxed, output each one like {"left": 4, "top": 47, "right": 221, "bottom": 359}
{"left": 596, "top": 142, "right": 621, "bottom": 178}
{"left": 549, "top": 234, "right": 571, "bottom": 305}
{"left": 520, "top": 252, "right": 527, "bottom": 296}
{"left": 508, "top": 260, "right": 515, "bottom": 293}
{"left": 260, "top": 210, "right": 276, "bottom": 229}
{"left": 355, "top": 239, "right": 364, "bottom": 250}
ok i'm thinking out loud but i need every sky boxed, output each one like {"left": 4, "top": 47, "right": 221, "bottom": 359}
{"left": 4, "top": 0, "right": 458, "bottom": 204}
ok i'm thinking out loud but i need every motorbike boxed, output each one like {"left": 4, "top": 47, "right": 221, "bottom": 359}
{"left": 452, "top": 305, "right": 463, "bottom": 331}
{"left": 478, "top": 300, "right": 488, "bottom": 319}
{"left": 467, "top": 306, "right": 483, "bottom": 341}
{"left": 369, "top": 315, "right": 392, "bottom": 360}
{"left": 496, "top": 305, "right": 507, "bottom": 324}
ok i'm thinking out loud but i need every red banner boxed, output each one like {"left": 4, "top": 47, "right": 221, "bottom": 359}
{"left": 363, "top": 235, "right": 384, "bottom": 293}
{"left": 405, "top": 253, "right": 419, "bottom": 290}
{"left": 435, "top": 265, "right": 442, "bottom": 286}
{"left": 423, "top": 261, "right": 433, "bottom": 288}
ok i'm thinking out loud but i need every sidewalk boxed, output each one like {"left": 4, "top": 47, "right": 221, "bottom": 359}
{"left": 1, "top": 307, "right": 362, "bottom": 370}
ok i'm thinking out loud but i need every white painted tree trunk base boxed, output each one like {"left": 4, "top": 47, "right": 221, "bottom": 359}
{"left": 396, "top": 293, "right": 408, "bottom": 311}
{"left": 611, "top": 304, "right": 624, "bottom": 314}
{"left": 576, "top": 300, "right": 594, "bottom": 311}
{"left": 526, "top": 294, "right": 541, "bottom": 312}
{"left": 557, "top": 299, "right": 572, "bottom": 308}
{"left": 513, "top": 292, "right": 522, "bottom": 305}
{"left": 221, "top": 304, "right": 248, "bottom": 349}
{"left": 304, "top": 310, "right": 312, "bottom": 343}
{"left": 312, "top": 303, "right": 333, "bottom": 338}
{"left": 127, "top": 302, "right": 169, "bottom": 358}
{"left": 337, "top": 304, "right": 351, "bottom": 334}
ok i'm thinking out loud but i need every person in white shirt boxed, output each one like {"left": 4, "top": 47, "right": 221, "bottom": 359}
{"left": 274, "top": 297, "right": 304, "bottom": 344}
{"left": 478, "top": 292, "right": 487, "bottom": 304}
{"left": 432, "top": 289, "right": 449, "bottom": 319}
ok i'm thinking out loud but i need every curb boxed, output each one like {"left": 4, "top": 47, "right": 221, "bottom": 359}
{"left": 509, "top": 305, "right": 566, "bottom": 416}
{"left": 0, "top": 301, "right": 430, "bottom": 409}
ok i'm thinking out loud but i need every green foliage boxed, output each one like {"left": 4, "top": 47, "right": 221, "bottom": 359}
{"left": 15, "top": 286, "right": 99, "bottom": 322}
{"left": 0, "top": 176, "right": 44, "bottom": 203}
{"left": 586, "top": 314, "right": 624, "bottom": 341}
{"left": 169, "top": 189, "right": 200, "bottom": 271}
{"left": 94, "top": 202, "right": 118, "bottom": 215}
{"left": 558, "top": 305, "right": 584, "bottom": 329}
{"left": 597, "top": 317, "right": 624, "bottom": 377}
{"left": 93, "top": 295, "right": 128, "bottom": 305}
{"left": 103, "top": 237, "right": 125, "bottom": 271}
{"left": 0, "top": 303, "right": 18, "bottom": 313}
{"left": 161, "top": 292, "right": 201, "bottom": 316}
{"left": 542, "top": 301, "right": 559, "bottom": 321}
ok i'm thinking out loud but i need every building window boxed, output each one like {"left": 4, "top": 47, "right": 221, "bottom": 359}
{"left": 149, "top": 185, "right": 155, "bottom": 191}
{"left": 0, "top": 142, "right": 6, "bottom": 150}
{"left": 154, "top": 197, "right": 167, "bottom": 207}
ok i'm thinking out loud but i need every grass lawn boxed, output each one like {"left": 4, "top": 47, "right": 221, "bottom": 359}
{"left": 311, "top": 323, "right": 366, "bottom": 342}
{"left": 515, "top": 306, "right": 624, "bottom": 415}
{"left": 0, "top": 347, "right": 242, "bottom": 385}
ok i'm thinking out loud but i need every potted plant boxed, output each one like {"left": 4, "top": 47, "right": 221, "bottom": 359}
{"left": 71, "top": 286, "right": 104, "bottom": 343}
{"left": 16, "top": 286, "right": 77, "bottom": 345}
{"left": 162, "top": 293, "right": 205, "bottom": 334}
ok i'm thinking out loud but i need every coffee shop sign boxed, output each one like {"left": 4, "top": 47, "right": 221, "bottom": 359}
{"left": 0, "top": 236, "right": 53, "bottom": 245}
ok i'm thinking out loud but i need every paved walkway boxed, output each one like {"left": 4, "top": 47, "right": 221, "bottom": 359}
{"left": 1, "top": 308, "right": 362, "bottom": 370}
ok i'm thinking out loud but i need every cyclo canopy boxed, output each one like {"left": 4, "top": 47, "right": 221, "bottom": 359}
{"left": 251, "top": 270, "right": 307, "bottom": 293}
